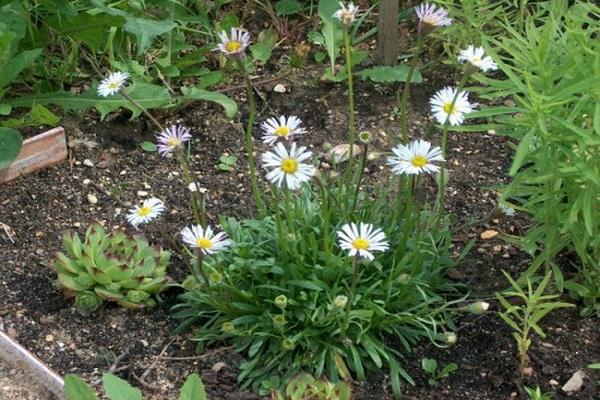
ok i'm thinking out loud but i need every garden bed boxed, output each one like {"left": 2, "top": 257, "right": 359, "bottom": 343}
{"left": 0, "top": 65, "right": 598, "bottom": 399}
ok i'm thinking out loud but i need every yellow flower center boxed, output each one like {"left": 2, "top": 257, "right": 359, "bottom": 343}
{"left": 167, "top": 137, "right": 181, "bottom": 147}
{"left": 471, "top": 56, "right": 482, "bottom": 65}
{"left": 281, "top": 158, "right": 298, "bottom": 174}
{"left": 226, "top": 41, "right": 242, "bottom": 53}
{"left": 443, "top": 102, "right": 455, "bottom": 114}
{"left": 108, "top": 82, "right": 119, "bottom": 89}
{"left": 195, "top": 237, "right": 213, "bottom": 249}
{"left": 137, "top": 206, "right": 151, "bottom": 217}
{"left": 352, "top": 237, "right": 370, "bottom": 250}
{"left": 274, "top": 126, "right": 290, "bottom": 137}
{"left": 411, "top": 155, "right": 428, "bottom": 168}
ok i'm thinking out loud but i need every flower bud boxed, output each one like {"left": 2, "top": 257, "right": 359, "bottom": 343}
{"left": 333, "top": 295, "right": 348, "bottom": 309}
{"left": 275, "top": 295, "right": 288, "bottom": 309}
{"left": 359, "top": 131, "right": 372, "bottom": 144}
{"left": 467, "top": 301, "right": 490, "bottom": 315}
{"left": 209, "top": 271, "right": 223, "bottom": 284}
{"left": 221, "top": 322, "right": 235, "bottom": 333}
{"left": 272, "top": 314, "right": 287, "bottom": 327}
{"left": 437, "top": 332, "right": 457, "bottom": 345}
{"left": 282, "top": 338, "right": 295, "bottom": 351}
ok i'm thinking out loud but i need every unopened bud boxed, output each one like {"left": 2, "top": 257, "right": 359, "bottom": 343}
{"left": 222, "top": 322, "right": 235, "bottom": 333}
{"left": 282, "top": 338, "right": 295, "bottom": 350}
{"left": 275, "top": 295, "right": 288, "bottom": 309}
{"left": 359, "top": 131, "right": 372, "bottom": 144}
{"left": 437, "top": 332, "right": 457, "bottom": 345}
{"left": 467, "top": 301, "right": 490, "bottom": 315}
{"left": 273, "top": 314, "right": 287, "bottom": 327}
{"left": 333, "top": 295, "right": 348, "bottom": 309}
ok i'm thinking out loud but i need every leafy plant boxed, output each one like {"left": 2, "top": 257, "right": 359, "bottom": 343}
{"left": 524, "top": 385, "right": 554, "bottom": 400}
{"left": 271, "top": 373, "right": 351, "bottom": 400}
{"left": 496, "top": 271, "right": 574, "bottom": 375}
{"left": 453, "top": 0, "right": 600, "bottom": 303}
{"left": 52, "top": 224, "right": 170, "bottom": 313}
{"left": 420, "top": 357, "right": 458, "bottom": 386}
{"left": 0, "top": 127, "right": 23, "bottom": 169}
{"left": 63, "top": 372, "right": 207, "bottom": 400}
{"left": 218, "top": 153, "right": 238, "bottom": 172}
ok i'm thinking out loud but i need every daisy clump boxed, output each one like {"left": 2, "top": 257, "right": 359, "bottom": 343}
{"left": 415, "top": 2, "right": 452, "bottom": 31}
{"left": 181, "top": 224, "right": 231, "bottom": 256}
{"left": 337, "top": 222, "right": 389, "bottom": 261}
{"left": 261, "top": 116, "right": 307, "bottom": 145}
{"left": 430, "top": 86, "right": 473, "bottom": 126}
{"left": 458, "top": 45, "right": 498, "bottom": 72}
{"left": 262, "top": 142, "right": 315, "bottom": 190}
{"left": 333, "top": 2, "right": 359, "bottom": 26}
{"left": 216, "top": 27, "right": 251, "bottom": 58}
{"left": 97, "top": 71, "right": 129, "bottom": 97}
{"left": 388, "top": 139, "right": 444, "bottom": 175}
{"left": 156, "top": 125, "right": 192, "bottom": 157}
{"left": 126, "top": 198, "right": 165, "bottom": 228}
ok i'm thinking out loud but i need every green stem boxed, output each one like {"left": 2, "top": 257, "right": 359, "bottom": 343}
{"left": 237, "top": 60, "right": 266, "bottom": 218}
{"left": 341, "top": 256, "right": 361, "bottom": 337}
{"left": 351, "top": 143, "right": 368, "bottom": 213}
{"left": 342, "top": 28, "right": 356, "bottom": 185}
{"left": 399, "top": 34, "right": 425, "bottom": 143}
{"left": 119, "top": 90, "right": 165, "bottom": 133}
{"left": 436, "top": 70, "right": 472, "bottom": 216}
{"left": 176, "top": 149, "right": 204, "bottom": 227}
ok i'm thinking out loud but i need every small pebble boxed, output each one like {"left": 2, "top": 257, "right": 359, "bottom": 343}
{"left": 273, "top": 84, "right": 286, "bottom": 93}
{"left": 82, "top": 178, "right": 91, "bottom": 185}
{"left": 137, "top": 191, "right": 148, "bottom": 197}
{"left": 83, "top": 159, "right": 94, "bottom": 167}
{"left": 87, "top": 194, "right": 98, "bottom": 205}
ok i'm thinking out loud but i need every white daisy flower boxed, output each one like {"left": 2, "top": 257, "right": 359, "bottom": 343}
{"left": 215, "top": 27, "right": 251, "bottom": 58}
{"left": 458, "top": 46, "right": 498, "bottom": 72}
{"left": 126, "top": 197, "right": 165, "bottom": 228}
{"left": 181, "top": 224, "right": 231, "bottom": 256}
{"left": 388, "top": 139, "right": 444, "bottom": 175}
{"left": 97, "top": 71, "right": 129, "bottom": 97}
{"left": 156, "top": 125, "right": 192, "bottom": 157}
{"left": 333, "top": 2, "right": 359, "bottom": 26}
{"left": 415, "top": 3, "right": 452, "bottom": 28}
{"left": 261, "top": 115, "right": 306, "bottom": 145}
{"left": 261, "top": 142, "right": 315, "bottom": 190}
{"left": 430, "top": 86, "right": 472, "bottom": 126}
{"left": 337, "top": 222, "right": 389, "bottom": 261}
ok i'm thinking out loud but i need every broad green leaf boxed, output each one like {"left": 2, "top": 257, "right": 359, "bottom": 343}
{"left": 178, "top": 374, "right": 207, "bottom": 400}
{"left": 0, "top": 127, "right": 22, "bottom": 169}
{"left": 140, "top": 141, "right": 156, "bottom": 152}
{"left": 5, "top": 82, "right": 173, "bottom": 120}
{"left": 358, "top": 65, "right": 422, "bottom": 83}
{"left": 276, "top": 0, "right": 303, "bottom": 15}
{"left": 318, "top": 0, "right": 343, "bottom": 73}
{"left": 180, "top": 87, "right": 237, "bottom": 119}
{"left": 0, "top": 45, "right": 42, "bottom": 89}
{"left": 64, "top": 375, "right": 98, "bottom": 400}
{"left": 123, "top": 18, "right": 177, "bottom": 55}
{"left": 102, "top": 373, "right": 142, "bottom": 400}
{"left": 47, "top": 13, "right": 125, "bottom": 52}
{"left": 421, "top": 358, "right": 437, "bottom": 374}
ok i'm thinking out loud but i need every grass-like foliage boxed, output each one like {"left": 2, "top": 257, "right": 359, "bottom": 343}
{"left": 458, "top": 0, "right": 600, "bottom": 309}
{"left": 173, "top": 177, "right": 462, "bottom": 396}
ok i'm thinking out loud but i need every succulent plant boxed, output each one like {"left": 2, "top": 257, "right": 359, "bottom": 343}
{"left": 53, "top": 224, "right": 170, "bottom": 312}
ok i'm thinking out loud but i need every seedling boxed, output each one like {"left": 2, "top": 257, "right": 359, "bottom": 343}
{"left": 496, "top": 271, "right": 574, "bottom": 375}
{"left": 524, "top": 385, "right": 554, "bottom": 400}
{"left": 218, "top": 153, "right": 238, "bottom": 171}
{"left": 421, "top": 358, "right": 458, "bottom": 386}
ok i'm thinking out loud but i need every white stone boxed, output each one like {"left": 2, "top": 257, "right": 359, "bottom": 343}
{"left": 273, "top": 84, "right": 286, "bottom": 93}
{"left": 82, "top": 179, "right": 91, "bottom": 185}
{"left": 87, "top": 194, "right": 98, "bottom": 205}
{"left": 562, "top": 370, "right": 586, "bottom": 393}
{"left": 137, "top": 191, "right": 148, "bottom": 197}
{"left": 83, "top": 159, "right": 94, "bottom": 167}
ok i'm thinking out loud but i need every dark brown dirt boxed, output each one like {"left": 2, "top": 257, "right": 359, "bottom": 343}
{"left": 1, "top": 63, "right": 598, "bottom": 400}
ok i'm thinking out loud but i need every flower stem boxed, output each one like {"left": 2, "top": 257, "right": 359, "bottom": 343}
{"left": 237, "top": 60, "right": 266, "bottom": 218}
{"left": 399, "top": 34, "right": 425, "bottom": 143}
{"left": 176, "top": 148, "right": 204, "bottom": 227}
{"left": 341, "top": 255, "right": 360, "bottom": 337}
{"left": 436, "top": 70, "right": 472, "bottom": 216}
{"left": 351, "top": 142, "right": 368, "bottom": 213}
{"left": 342, "top": 28, "right": 356, "bottom": 185}
{"left": 119, "top": 90, "right": 165, "bottom": 133}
